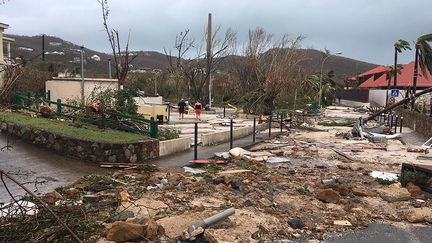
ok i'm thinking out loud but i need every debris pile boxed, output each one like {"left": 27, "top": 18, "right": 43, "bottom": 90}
{"left": 2, "top": 106, "right": 431, "bottom": 242}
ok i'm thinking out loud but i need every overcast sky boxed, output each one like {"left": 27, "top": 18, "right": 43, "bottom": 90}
{"left": 1, "top": 0, "right": 431, "bottom": 65}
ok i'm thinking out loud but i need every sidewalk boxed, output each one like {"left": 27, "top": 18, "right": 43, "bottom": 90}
{"left": 152, "top": 129, "right": 282, "bottom": 167}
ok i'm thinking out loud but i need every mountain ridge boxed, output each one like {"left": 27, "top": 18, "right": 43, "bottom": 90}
{"left": 7, "top": 34, "right": 377, "bottom": 79}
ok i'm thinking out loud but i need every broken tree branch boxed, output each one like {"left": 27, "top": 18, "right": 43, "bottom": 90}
{"left": 0, "top": 169, "right": 84, "bottom": 243}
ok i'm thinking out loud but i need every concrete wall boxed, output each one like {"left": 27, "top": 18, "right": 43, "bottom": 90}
{"left": 137, "top": 104, "right": 169, "bottom": 122}
{"left": 46, "top": 78, "right": 118, "bottom": 103}
{"left": 159, "top": 137, "right": 191, "bottom": 157}
{"left": 340, "top": 99, "right": 370, "bottom": 107}
{"left": 135, "top": 96, "right": 163, "bottom": 105}
{"left": 0, "top": 31, "right": 3, "bottom": 61}
{"left": 369, "top": 89, "right": 406, "bottom": 107}
{"left": 201, "top": 122, "right": 268, "bottom": 146}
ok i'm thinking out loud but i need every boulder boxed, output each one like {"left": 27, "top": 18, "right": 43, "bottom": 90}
{"left": 406, "top": 183, "right": 423, "bottom": 197}
{"left": 42, "top": 191, "right": 63, "bottom": 204}
{"left": 352, "top": 187, "right": 377, "bottom": 197}
{"left": 106, "top": 219, "right": 164, "bottom": 242}
{"left": 406, "top": 207, "right": 432, "bottom": 223}
{"left": 64, "top": 188, "right": 81, "bottom": 200}
{"left": 316, "top": 188, "right": 341, "bottom": 203}
{"left": 378, "top": 187, "right": 411, "bottom": 202}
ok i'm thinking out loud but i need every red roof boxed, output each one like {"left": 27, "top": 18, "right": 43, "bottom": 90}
{"left": 357, "top": 62, "right": 432, "bottom": 88}
{"left": 356, "top": 66, "right": 390, "bottom": 77}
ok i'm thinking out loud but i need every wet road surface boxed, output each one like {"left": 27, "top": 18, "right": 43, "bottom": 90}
{"left": 0, "top": 134, "right": 106, "bottom": 203}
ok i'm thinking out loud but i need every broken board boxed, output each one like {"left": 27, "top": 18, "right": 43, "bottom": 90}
{"left": 189, "top": 159, "right": 226, "bottom": 164}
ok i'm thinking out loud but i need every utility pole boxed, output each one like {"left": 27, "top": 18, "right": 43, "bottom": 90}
{"left": 80, "top": 46, "right": 85, "bottom": 106}
{"left": 108, "top": 58, "right": 112, "bottom": 79}
{"left": 207, "top": 13, "right": 212, "bottom": 108}
{"left": 42, "top": 34, "right": 45, "bottom": 61}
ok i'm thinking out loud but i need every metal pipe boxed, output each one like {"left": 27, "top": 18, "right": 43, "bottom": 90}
{"left": 80, "top": 46, "right": 85, "bottom": 106}
{"left": 280, "top": 113, "right": 283, "bottom": 133}
{"left": 108, "top": 58, "right": 112, "bottom": 79}
{"left": 253, "top": 117, "right": 256, "bottom": 143}
{"left": 268, "top": 115, "right": 272, "bottom": 137}
{"left": 230, "top": 119, "right": 233, "bottom": 149}
{"left": 394, "top": 115, "right": 398, "bottom": 133}
{"left": 186, "top": 207, "right": 235, "bottom": 240}
{"left": 400, "top": 116, "right": 403, "bottom": 133}
{"left": 194, "top": 123, "right": 198, "bottom": 160}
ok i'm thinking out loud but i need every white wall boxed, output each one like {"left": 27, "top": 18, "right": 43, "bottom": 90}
{"left": 46, "top": 78, "right": 118, "bottom": 104}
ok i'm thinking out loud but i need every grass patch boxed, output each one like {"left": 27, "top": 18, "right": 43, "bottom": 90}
{"left": 0, "top": 111, "right": 147, "bottom": 143}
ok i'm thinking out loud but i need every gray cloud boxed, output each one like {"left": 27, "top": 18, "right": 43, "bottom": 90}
{"left": 1, "top": 0, "right": 431, "bottom": 65}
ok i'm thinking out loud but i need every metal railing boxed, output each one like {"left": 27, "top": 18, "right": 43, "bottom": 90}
{"left": 14, "top": 91, "right": 158, "bottom": 138}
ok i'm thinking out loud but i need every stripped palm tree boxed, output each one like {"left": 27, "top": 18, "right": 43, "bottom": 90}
{"left": 393, "top": 39, "right": 411, "bottom": 88}
{"left": 411, "top": 34, "right": 432, "bottom": 108}
{"left": 386, "top": 64, "right": 403, "bottom": 106}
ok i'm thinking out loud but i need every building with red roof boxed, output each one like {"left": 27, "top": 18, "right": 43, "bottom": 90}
{"left": 355, "top": 62, "right": 432, "bottom": 89}
{"left": 337, "top": 62, "right": 432, "bottom": 107}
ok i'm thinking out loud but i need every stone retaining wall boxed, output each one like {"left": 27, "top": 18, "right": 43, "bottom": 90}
{"left": 0, "top": 122, "right": 159, "bottom": 163}
{"left": 396, "top": 109, "right": 432, "bottom": 138}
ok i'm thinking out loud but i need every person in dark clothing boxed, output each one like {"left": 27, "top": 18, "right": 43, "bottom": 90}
{"left": 178, "top": 99, "right": 187, "bottom": 120}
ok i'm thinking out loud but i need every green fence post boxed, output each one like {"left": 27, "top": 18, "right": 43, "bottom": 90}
{"left": 47, "top": 90, "right": 51, "bottom": 106}
{"left": 150, "top": 117, "right": 158, "bottom": 138}
{"left": 27, "top": 92, "right": 31, "bottom": 110}
{"left": 15, "top": 92, "right": 20, "bottom": 109}
{"left": 56, "top": 99, "right": 62, "bottom": 115}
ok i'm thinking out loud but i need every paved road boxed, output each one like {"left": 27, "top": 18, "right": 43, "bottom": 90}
{"left": 323, "top": 222, "right": 432, "bottom": 243}
{"left": 0, "top": 134, "right": 104, "bottom": 203}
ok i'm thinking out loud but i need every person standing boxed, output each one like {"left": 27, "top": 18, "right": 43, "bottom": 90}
{"left": 178, "top": 99, "right": 187, "bottom": 120}
{"left": 194, "top": 99, "right": 202, "bottom": 120}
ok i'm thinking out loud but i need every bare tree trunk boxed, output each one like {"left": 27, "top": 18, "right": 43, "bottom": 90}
{"left": 411, "top": 47, "right": 420, "bottom": 109}
{"left": 365, "top": 86, "right": 432, "bottom": 122}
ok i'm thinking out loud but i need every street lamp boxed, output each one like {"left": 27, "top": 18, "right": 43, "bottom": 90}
{"left": 318, "top": 51, "right": 342, "bottom": 108}
{"left": 80, "top": 46, "right": 85, "bottom": 106}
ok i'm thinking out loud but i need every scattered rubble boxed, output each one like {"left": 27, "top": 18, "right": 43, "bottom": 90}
{"left": 2, "top": 106, "right": 432, "bottom": 242}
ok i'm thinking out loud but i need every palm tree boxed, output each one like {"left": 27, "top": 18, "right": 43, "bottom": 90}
{"left": 411, "top": 34, "right": 432, "bottom": 108}
{"left": 393, "top": 39, "right": 411, "bottom": 88}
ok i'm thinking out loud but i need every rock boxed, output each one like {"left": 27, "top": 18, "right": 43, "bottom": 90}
{"left": 43, "top": 191, "right": 63, "bottom": 204}
{"left": 64, "top": 188, "right": 81, "bottom": 200}
{"left": 124, "top": 149, "right": 131, "bottom": 159}
{"left": 116, "top": 190, "right": 131, "bottom": 202}
{"left": 337, "top": 164, "right": 349, "bottom": 170}
{"left": 259, "top": 198, "right": 273, "bottom": 207}
{"left": 108, "top": 155, "right": 117, "bottom": 163}
{"left": 406, "top": 207, "right": 432, "bottom": 223}
{"left": 378, "top": 187, "right": 411, "bottom": 202}
{"left": 316, "top": 188, "right": 341, "bottom": 203}
{"left": 322, "top": 179, "right": 336, "bottom": 186}
{"left": 288, "top": 218, "right": 305, "bottom": 229}
{"left": 352, "top": 187, "right": 376, "bottom": 197}
{"left": 129, "top": 154, "right": 137, "bottom": 163}
{"left": 212, "top": 176, "right": 226, "bottom": 185}
{"left": 406, "top": 182, "right": 423, "bottom": 197}
{"left": 108, "top": 211, "right": 135, "bottom": 222}
{"left": 243, "top": 199, "right": 253, "bottom": 207}
{"left": 333, "top": 220, "right": 352, "bottom": 226}
{"left": 83, "top": 194, "right": 101, "bottom": 204}
{"left": 106, "top": 219, "right": 164, "bottom": 242}
{"left": 230, "top": 179, "right": 243, "bottom": 190}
